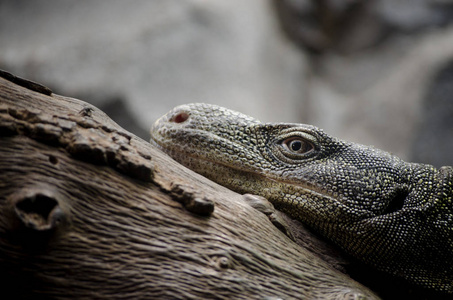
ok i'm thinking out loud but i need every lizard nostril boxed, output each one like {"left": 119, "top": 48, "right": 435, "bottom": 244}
{"left": 171, "top": 112, "right": 189, "bottom": 124}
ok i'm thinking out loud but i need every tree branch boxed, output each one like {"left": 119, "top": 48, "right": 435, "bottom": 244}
{"left": 0, "top": 72, "right": 379, "bottom": 299}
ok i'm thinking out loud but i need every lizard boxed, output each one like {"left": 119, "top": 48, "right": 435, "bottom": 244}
{"left": 150, "top": 103, "right": 453, "bottom": 294}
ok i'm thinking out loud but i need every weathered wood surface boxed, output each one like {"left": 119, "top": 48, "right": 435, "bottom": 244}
{"left": 0, "top": 73, "right": 379, "bottom": 299}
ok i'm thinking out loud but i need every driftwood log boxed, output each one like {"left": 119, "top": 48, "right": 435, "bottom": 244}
{"left": 0, "top": 71, "right": 379, "bottom": 299}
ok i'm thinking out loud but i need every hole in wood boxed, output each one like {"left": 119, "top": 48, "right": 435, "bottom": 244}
{"left": 15, "top": 193, "right": 61, "bottom": 231}
{"left": 48, "top": 155, "right": 58, "bottom": 165}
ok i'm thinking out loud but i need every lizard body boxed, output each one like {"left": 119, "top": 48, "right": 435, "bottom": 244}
{"left": 150, "top": 103, "right": 453, "bottom": 293}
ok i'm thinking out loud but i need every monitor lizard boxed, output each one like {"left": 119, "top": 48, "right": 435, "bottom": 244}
{"left": 150, "top": 103, "right": 453, "bottom": 294}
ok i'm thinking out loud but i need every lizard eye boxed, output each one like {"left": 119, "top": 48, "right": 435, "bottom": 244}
{"left": 282, "top": 137, "right": 314, "bottom": 154}
{"left": 271, "top": 128, "right": 319, "bottom": 163}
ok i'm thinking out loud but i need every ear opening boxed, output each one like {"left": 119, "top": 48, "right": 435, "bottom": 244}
{"left": 383, "top": 187, "right": 408, "bottom": 215}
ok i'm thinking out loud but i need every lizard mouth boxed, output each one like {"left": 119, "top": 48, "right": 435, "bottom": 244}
{"left": 150, "top": 130, "right": 262, "bottom": 175}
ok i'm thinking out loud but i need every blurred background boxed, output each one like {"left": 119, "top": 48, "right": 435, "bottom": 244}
{"left": 0, "top": 0, "right": 452, "bottom": 167}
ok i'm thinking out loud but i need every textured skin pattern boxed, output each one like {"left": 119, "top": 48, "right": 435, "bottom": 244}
{"left": 150, "top": 103, "right": 453, "bottom": 293}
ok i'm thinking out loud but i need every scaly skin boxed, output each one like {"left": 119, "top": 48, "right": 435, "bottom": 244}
{"left": 150, "top": 103, "right": 453, "bottom": 293}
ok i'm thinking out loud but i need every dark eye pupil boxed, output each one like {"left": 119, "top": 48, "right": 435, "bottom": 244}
{"left": 290, "top": 140, "right": 302, "bottom": 151}
{"left": 283, "top": 138, "right": 314, "bottom": 154}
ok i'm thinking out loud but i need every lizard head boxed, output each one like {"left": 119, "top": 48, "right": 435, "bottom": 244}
{"left": 151, "top": 103, "right": 414, "bottom": 227}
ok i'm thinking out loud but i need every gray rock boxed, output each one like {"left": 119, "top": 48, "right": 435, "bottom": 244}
{"left": 411, "top": 61, "right": 453, "bottom": 167}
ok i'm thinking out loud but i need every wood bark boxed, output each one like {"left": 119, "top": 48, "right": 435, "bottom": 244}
{"left": 0, "top": 72, "right": 379, "bottom": 299}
